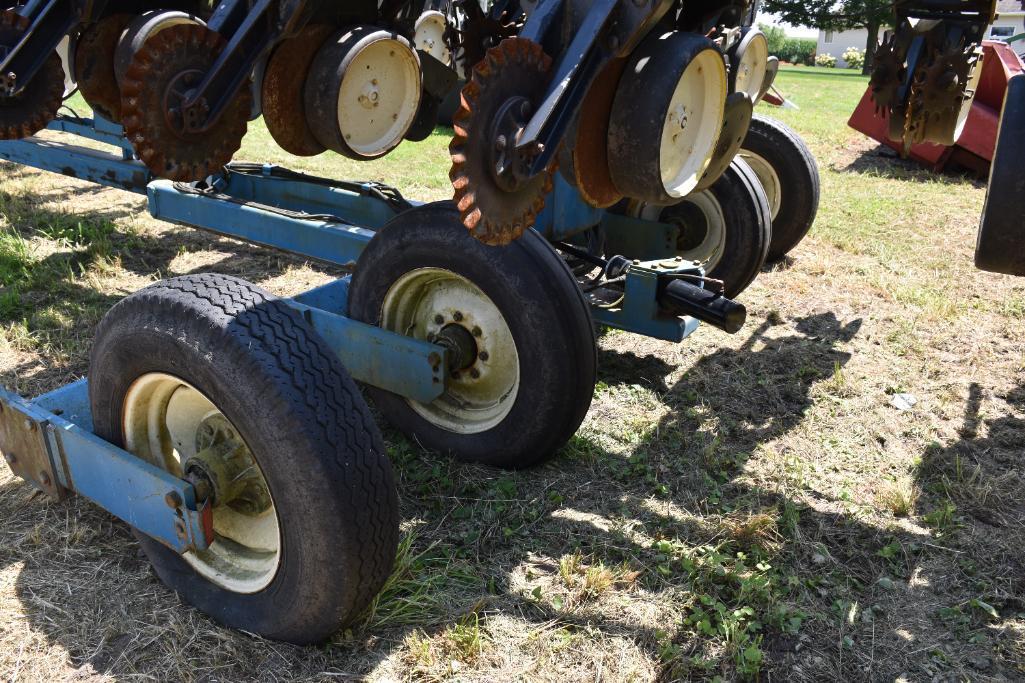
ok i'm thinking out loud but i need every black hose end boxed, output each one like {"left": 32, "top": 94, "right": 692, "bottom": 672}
{"left": 657, "top": 279, "right": 747, "bottom": 334}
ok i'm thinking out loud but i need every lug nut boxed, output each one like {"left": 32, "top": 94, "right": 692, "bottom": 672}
{"left": 470, "top": 368, "right": 480, "bottom": 379}
{"left": 472, "top": 326, "right": 482, "bottom": 337}
{"left": 479, "top": 351, "right": 489, "bottom": 361}
{"left": 434, "top": 314, "right": 444, "bottom": 324}
{"left": 453, "top": 311, "right": 464, "bottom": 322}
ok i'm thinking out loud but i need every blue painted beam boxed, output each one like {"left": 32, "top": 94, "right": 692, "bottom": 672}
{"left": 286, "top": 299, "right": 448, "bottom": 403}
{"left": 219, "top": 166, "right": 403, "bottom": 231}
{"left": 0, "top": 137, "right": 150, "bottom": 193}
{"left": 147, "top": 179, "right": 377, "bottom": 268}
{"left": 291, "top": 276, "right": 351, "bottom": 314}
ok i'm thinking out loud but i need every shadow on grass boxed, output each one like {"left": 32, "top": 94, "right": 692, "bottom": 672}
{"left": 837, "top": 144, "right": 988, "bottom": 185}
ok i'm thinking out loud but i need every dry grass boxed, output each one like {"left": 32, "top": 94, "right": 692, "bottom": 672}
{"left": 0, "top": 66, "right": 1023, "bottom": 681}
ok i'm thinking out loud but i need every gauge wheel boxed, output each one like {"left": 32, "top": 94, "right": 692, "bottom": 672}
{"left": 739, "top": 114, "right": 820, "bottom": 262}
{"left": 89, "top": 273, "right": 399, "bottom": 644}
{"left": 625, "top": 158, "right": 771, "bottom": 298}
{"left": 348, "top": 202, "right": 597, "bottom": 468}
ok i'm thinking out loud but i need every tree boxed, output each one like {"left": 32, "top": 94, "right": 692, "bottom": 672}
{"left": 761, "top": 0, "right": 893, "bottom": 74}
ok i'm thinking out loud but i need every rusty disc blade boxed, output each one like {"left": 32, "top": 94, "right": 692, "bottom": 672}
{"left": 262, "top": 23, "right": 334, "bottom": 157}
{"left": 449, "top": 37, "right": 554, "bottom": 245}
{"left": 566, "top": 57, "right": 626, "bottom": 208}
{"left": 121, "top": 24, "right": 251, "bottom": 181}
{"left": 74, "top": 14, "right": 132, "bottom": 123}
{"left": 0, "top": 10, "right": 64, "bottom": 140}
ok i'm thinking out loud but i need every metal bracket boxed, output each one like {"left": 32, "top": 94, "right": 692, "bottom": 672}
{"left": 0, "top": 382, "right": 212, "bottom": 553}
{"left": 0, "top": 396, "right": 65, "bottom": 499}
{"left": 590, "top": 261, "right": 701, "bottom": 343}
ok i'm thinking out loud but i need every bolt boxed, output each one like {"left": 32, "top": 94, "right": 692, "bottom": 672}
{"left": 434, "top": 314, "right": 444, "bottom": 324}
{"left": 479, "top": 351, "right": 489, "bottom": 361}
{"left": 470, "top": 368, "right": 480, "bottom": 379}
{"left": 428, "top": 352, "right": 442, "bottom": 369}
{"left": 38, "top": 471, "right": 50, "bottom": 487}
{"left": 495, "top": 135, "right": 507, "bottom": 151}
{"left": 453, "top": 311, "right": 464, "bottom": 322}
{"left": 472, "top": 326, "right": 482, "bottom": 337}
{"left": 165, "top": 491, "right": 183, "bottom": 509}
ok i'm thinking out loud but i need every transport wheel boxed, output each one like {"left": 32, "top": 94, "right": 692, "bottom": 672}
{"left": 348, "top": 202, "right": 597, "bottom": 468}
{"left": 739, "top": 114, "right": 820, "bottom": 262}
{"left": 625, "top": 159, "right": 770, "bottom": 298}
{"left": 89, "top": 274, "right": 399, "bottom": 644}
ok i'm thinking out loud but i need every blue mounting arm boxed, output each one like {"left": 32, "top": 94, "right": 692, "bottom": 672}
{"left": 0, "top": 381, "right": 212, "bottom": 553}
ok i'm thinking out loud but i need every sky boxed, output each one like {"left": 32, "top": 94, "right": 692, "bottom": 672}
{"left": 754, "top": 12, "right": 820, "bottom": 38}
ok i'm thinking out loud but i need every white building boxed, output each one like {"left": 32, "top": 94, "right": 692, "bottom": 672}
{"left": 816, "top": 0, "right": 1025, "bottom": 68}
{"left": 817, "top": 28, "right": 872, "bottom": 68}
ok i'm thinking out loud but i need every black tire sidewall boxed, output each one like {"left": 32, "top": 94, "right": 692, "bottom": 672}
{"left": 741, "top": 114, "right": 820, "bottom": 262}
{"left": 348, "top": 202, "right": 597, "bottom": 468}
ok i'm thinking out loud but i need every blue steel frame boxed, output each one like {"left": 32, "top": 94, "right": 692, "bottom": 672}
{"left": 0, "top": 115, "right": 701, "bottom": 551}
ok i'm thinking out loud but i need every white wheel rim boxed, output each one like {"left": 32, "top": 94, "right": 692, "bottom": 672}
{"left": 635, "top": 192, "right": 727, "bottom": 268}
{"left": 735, "top": 32, "right": 768, "bottom": 103}
{"left": 739, "top": 149, "right": 782, "bottom": 220}
{"left": 336, "top": 37, "right": 421, "bottom": 157}
{"left": 380, "top": 268, "right": 520, "bottom": 434}
{"left": 123, "top": 373, "right": 280, "bottom": 594}
{"left": 659, "top": 48, "right": 727, "bottom": 199}
{"left": 414, "top": 11, "right": 451, "bottom": 66}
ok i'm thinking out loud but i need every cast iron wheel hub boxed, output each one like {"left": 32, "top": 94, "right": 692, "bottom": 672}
{"left": 488, "top": 96, "right": 533, "bottom": 192}
{"left": 662, "top": 202, "right": 710, "bottom": 252}
{"left": 434, "top": 322, "right": 479, "bottom": 372}
{"left": 123, "top": 373, "right": 280, "bottom": 593}
{"left": 161, "top": 69, "right": 205, "bottom": 140}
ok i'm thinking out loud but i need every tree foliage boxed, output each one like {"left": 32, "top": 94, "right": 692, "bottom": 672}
{"left": 761, "top": 0, "right": 894, "bottom": 73}
{"left": 761, "top": 0, "right": 892, "bottom": 32}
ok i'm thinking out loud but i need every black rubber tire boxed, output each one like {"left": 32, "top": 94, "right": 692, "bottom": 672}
{"left": 89, "top": 273, "right": 399, "bottom": 644}
{"left": 740, "top": 114, "right": 820, "bottom": 262}
{"left": 704, "top": 158, "right": 771, "bottom": 297}
{"left": 348, "top": 202, "right": 597, "bottom": 468}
